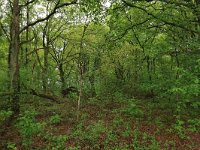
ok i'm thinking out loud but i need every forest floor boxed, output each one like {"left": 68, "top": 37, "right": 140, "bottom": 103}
{"left": 0, "top": 96, "right": 200, "bottom": 150}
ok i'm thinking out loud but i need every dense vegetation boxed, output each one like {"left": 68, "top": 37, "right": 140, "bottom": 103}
{"left": 0, "top": 0, "right": 200, "bottom": 149}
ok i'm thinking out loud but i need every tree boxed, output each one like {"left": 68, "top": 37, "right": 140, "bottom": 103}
{"left": 7, "top": 0, "right": 77, "bottom": 115}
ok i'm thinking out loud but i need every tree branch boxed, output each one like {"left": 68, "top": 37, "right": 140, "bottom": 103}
{"left": 20, "top": 36, "right": 34, "bottom": 45}
{"left": 122, "top": 0, "right": 199, "bottom": 34}
{"left": 20, "top": 0, "right": 77, "bottom": 33}
{"left": 20, "top": 0, "right": 37, "bottom": 8}
{"left": 0, "top": 22, "right": 10, "bottom": 42}
{"left": 0, "top": 90, "right": 66, "bottom": 103}
{"left": 110, "top": 18, "right": 151, "bottom": 42}
{"left": 30, "top": 89, "right": 66, "bottom": 103}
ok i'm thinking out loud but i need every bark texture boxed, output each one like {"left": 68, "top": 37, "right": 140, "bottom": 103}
{"left": 9, "top": 0, "right": 20, "bottom": 115}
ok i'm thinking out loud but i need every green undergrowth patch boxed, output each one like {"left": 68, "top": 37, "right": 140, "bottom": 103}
{"left": 2, "top": 96, "right": 200, "bottom": 150}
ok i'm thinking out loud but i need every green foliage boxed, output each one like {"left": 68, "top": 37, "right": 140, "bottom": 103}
{"left": 68, "top": 146, "right": 80, "bottom": 150}
{"left": 44, "top": 133, "right": 68, "bottom": 150}
{"left": 0, "top": 110, "right": 13, "bottom": 123}
{"left": 70, "top": 121, "right": 105, "bottom": 148}
{"left": 1, "top": 0, "right": 200, "bottom": 149}
{"left": 49, "top": 114, "right": 62, "bottom": 125}
{"left": 105, "top": 130, "right": 117, "bottom": 144}
{"left": 0, "top": 69, "right": 9, "bottom": 91}
{"left": 119, "top": 100, "right": 144, "bottom": 118}
{"left": 16, "top": 110, "right": 46, "bottom": 147}
{"left": 188, "top": 119, "right": 200, "bottom": 133}
{"left": 172, "top": 101, "right": 187, "bottom": 139}
{"left": 168, "top": 67, "right": 200, "bottom": 116}
{"left": 132, "top": 129, "right": 161, "bottom": 150}
{"left": 7, "top": 142, "right": 17, "bottom": 150}
{"left": 173, "top": 119, "right": 186, "bottom": 139}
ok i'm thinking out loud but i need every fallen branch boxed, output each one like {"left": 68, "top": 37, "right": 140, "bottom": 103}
{"left": 0, "top": 90, "right": 66, "bottom": 103}
{"left": 0, "top": 92, "right": 28, "bottom": 96}
{"left": 30, "top": 89, "right": 66, "bottom": 103}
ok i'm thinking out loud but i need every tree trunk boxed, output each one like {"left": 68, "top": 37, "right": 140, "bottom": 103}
{"left": 25, "top": 2, "right": 29, "bottom": 65}
{"left": 89, "top": 72, "right": 96, "bottom": 97}
{"left": 134, "top": 48, "right": 138, "bottom": 82}
{"left": 9, "top": 0, "right": 20, "bottom": 115}
{"left": 42, "top": 22, "right": 49, "bottom": 93}
{"left": 174, "top": 48, "right": 180, "bottom": 79}
{"left": 77, "top": 23, "right": 89, "bottom": 120}
{"left": 42, "top": 46, "right": 49, "bottom": 92}
{"left": 58, "top": 63, "right": 66, "bottom": 95}
{"left": 146, "top": 56, "right": 152, "bottom": 82}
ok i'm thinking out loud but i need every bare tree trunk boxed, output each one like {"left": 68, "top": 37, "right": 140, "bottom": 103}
{"left": 134, "top": 49, "right": 138, "bottom": 82}
{"left": 42, "top": 21, "right": 49, "bottom": 93}
{"left": 77, "top": 23, "right": 89, "bottom": 120}
{"left": 43, "top": 46, "right": 49, "bottom": 92}
{"left": 9, "top": 0, "right": 20, "bottom": 115}
{"left": 146, "top": 56, "right": 152, "bottom": 82}
{"left": 77, "top": 77, "right": 83, "bottom": 119}
{"left": 174, "top": 48, "right": 180, "bottom": 79}
{"left": 25, "top": 1, "right": 29, "bottom": 65}
{"left": 58, "top": 63, "right": 66, "bottom": 95}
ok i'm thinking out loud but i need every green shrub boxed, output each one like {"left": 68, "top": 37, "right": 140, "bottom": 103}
{"left": 7, "top": 142, "right": 17, "bottom": 150}
{"left": 16, "top": 110, "right": 46, "bottom": 147}
{"left": 120, "top": 100, "right": 144, "bottom": 118}
{"left": 44, "top": 133, "right": 68, "bottom": 150}
{"left": 188, "top": 119, "right": 200, "bottom": 132}
{"left": 173, "top": 119, "right": 185, "bottom": 139}
{"left": 132, "top": 129, "right": 161, "bottom": 150}
{"left": 49, "top": 114, "right": 62, "bottom": 125}
{"left": 0, "top": 110, "right": 13, "bottom": 123}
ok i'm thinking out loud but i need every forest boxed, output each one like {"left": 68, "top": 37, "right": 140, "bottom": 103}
{"left": 0, "top": 0, "right": 200, "bottom": 149}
